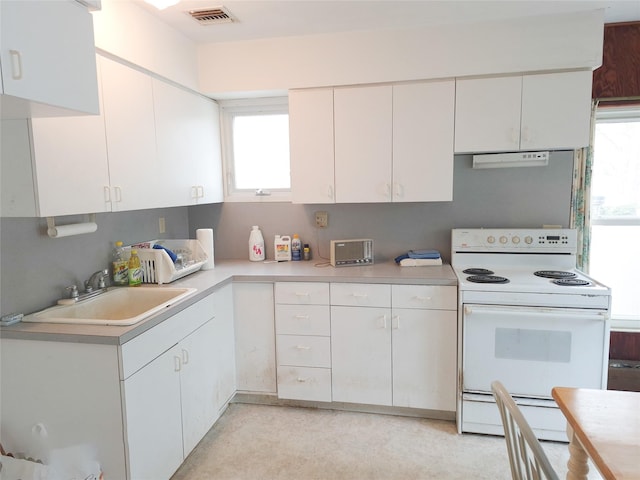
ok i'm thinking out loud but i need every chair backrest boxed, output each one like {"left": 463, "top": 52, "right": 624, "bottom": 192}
{"left": 491, "top": 381, "right": 560, "bottom": 480}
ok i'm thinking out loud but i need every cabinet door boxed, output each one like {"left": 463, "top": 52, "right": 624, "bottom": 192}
{"left": 334, "top": 85, "right": 392, "bottom": 202}
{"left": 234, "top": 283, "right": 276, "bottom": 393}
{"left": 392, "top": 309, "right": 457, "bottom": 411}
{"left": 520, "top": 71, "right": 592, "bottom": 150}
{"left": 123, "top": 345, "right": 183, "bottom": 480}
{"left": 454, "top": 76, "right": 522, "bottom": 153}
{"left": 393, "top": 81, "right": 454, "bottom": 202}
{"left": 28, "top": 56, "right": 110, "bottom": 216}
{"left": 212, "top": 284, "right": 237, "bottom": 413}
{"left": 180, "top": 320, "right": 219, "bottom": 457}
{"left": 289, "top": 88, "right": 335, "bottom": 203}
{"left": 0, "top": 0, "right": 99, "bottom": 115}
{"left": 153, "top": 79, "right": 223, "bottom": 207}
{"left": 100, "top": 56, "right": 160, "bottom": 211}
{"left": 331, "top": 306, "right": 392, "bottom": 405}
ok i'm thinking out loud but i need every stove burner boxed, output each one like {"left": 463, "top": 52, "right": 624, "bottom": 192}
{"left": 553, "top": 278, "right": 592, "bottom": 287}
{"left": 534, "top": 270, "right": 577, "bottom": 279}
{"left": 466, "top": 275, "right": 510, "bottom": 284}
{"left": 463, "top": 268, "right": 494, "bottom": 275}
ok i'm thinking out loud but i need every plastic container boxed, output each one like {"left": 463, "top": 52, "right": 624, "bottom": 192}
{"left": 303, "top": 244, "right": 311, "bottom": 261}
{"left": 112, "top": 241, "right": 129, "bottom": 286}
{"left": 291, "top": 234, "right": 302, "bottom": 261}
{"left": 274, "top": 235, "right": 291, "bottom": 261}
{"left": 128, "top": 249, "right": 142, "bottom": 286}
{"left": 249, "top": 226, "right": 265, "bottom": 261}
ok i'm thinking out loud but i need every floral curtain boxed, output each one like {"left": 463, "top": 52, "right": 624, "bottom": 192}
{"left": 570, "top": 100, "right": 598, "bottom": 271}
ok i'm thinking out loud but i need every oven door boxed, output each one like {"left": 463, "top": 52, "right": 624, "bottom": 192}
{"left": 463, "top": 303, "right": 608, "bottom": 398}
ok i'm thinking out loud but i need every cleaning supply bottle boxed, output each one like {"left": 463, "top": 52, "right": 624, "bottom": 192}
{"left": 303, "top": 244, "right": 311, "bottom": 261}
{"left": 128, "top": 249, "right": 143, "bottom": 286}
{"left": 274, "top": 235, "right": 291, "bottom": 261}
{"left": 291, "top": 234, "right": 302, "bottom": 261}
{"left": 112, "top": 241, "right": 129, "bottom": 286}
{"left": 249, "top": 226, "right": 265, "bottom": 261}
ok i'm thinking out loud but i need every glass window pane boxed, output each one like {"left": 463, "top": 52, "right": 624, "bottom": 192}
{"left": 591, "top": 120, "right": 640, "bottom": 220}
{"left": 232, "top": 114, "right": 290, "bottom": 190}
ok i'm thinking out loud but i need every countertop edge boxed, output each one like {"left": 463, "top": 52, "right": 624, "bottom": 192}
{"left": 1, "top": 261, "right": 457, "bottom": 345}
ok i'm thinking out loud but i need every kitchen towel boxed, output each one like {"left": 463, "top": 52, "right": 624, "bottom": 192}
{"left": 196, "top": 228, "right": 215, "bottom": 270}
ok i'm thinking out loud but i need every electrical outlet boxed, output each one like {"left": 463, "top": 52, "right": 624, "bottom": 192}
{"left": 159, "top": 217, "right": 166, "bottom": 233}
{"left": 315, "top": 211, "right": 328, "bottom": 228}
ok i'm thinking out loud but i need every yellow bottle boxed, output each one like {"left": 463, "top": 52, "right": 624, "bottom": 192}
{"left": 128, "top": 249, "right": 142, "bottom": 286}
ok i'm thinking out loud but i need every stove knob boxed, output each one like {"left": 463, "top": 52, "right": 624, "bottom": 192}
{"left": 524, "top": 236, "right": 533, "bottom": 244}
{"left": 512, "top": 236, "right": 521, "bottom": 244}
{"left": 487, "top": 236, "right": 495, "bottom": 244}
{"left": 499, "top": 236, "right": 508, "bottom": 244}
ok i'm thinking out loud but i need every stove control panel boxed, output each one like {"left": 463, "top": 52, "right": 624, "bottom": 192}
{"left": 452, "top": 228, "right": 576, "bottom": 253}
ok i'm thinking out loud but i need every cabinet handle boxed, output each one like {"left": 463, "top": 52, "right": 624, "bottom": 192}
{"left": 103, "top": 186, "right": 111, "bottom": 203}
{"left": 294, "top": 314, "right": 310, "bottom": 320}
{"left": 379, "top": 315, "right": 388, "bottom": 329}
{"left": 296, "top": 377, "right": 308, "bottom": 383}
{"left": 392, "top": 314, "right": 400, "bottom": 329}
{"left": 9, "top": 50, "right": 23, "bottom": 80}
{"left": 182, "top": 349, "right": 189, "bottom": 365}
{"left": 191, "top": 186, "right": 198, "bottom": 199}
{"left": 114, "top": 186, "right": 122, "bottom": 203}
{"left": 352, "top": 293, "right": 368, "bottom": 298}
{"left": 197, "top": 185, "right": 204, "bottom": 198}
{"left": 295, "top": 345, "right": 311, "bottom": 350}
{"left": 295, "top": 292, "right": 310, "bottom": 297}
{"left": 415, "top": 295, "right": 432, "bottom": 302}
{"left": 174, "top": 356, "right": 181, "bottom": 372}
{"left": 393, "top": 182, "right": 403, "bottom": 198}
{"left": 327, "top": 185, "right": 334, "bottom": 200}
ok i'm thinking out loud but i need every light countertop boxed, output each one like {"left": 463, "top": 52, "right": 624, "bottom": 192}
{"left": 0, "top": 260, "right": 456, "bottom": 345}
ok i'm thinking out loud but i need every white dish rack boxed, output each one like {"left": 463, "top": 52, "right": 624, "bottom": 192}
{"left": 124, "top": 239, "right": 208, "bottom": 284}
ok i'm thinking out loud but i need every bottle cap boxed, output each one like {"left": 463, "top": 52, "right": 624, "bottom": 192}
{"left": 293, "top": 234, "right": 299, "bottom": 238}
{"left": 116, "top": 241, "right": 123, "bottom": 247}
{"left": 131, "top": 249, "right": 137, "bottom": 254}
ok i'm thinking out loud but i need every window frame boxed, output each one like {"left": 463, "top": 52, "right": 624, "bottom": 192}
{"left": 219, "top": 96, "right": 291, "bottom": 202}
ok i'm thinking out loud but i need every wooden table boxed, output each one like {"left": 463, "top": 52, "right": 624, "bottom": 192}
{"left": 552, "top": 387, "right": 640, "bottom": 480}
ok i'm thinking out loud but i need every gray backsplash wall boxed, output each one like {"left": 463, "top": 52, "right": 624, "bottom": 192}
{"left": 0, "top": 207, "right": 190, "bottom": 316}
{"left": 0, "top": 152, "right": 573, "bottom": 317}
{"left": 188, "top": 152, "right": 574, "bottom": 262}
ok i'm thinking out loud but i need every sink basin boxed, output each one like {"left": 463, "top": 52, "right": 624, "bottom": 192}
{"left": 25, "top": 287, "right": 197, "bottom": 326}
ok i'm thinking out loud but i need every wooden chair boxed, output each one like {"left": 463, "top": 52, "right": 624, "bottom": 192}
{"left": 491, "top": 381, "right": 560, "bottom": 480}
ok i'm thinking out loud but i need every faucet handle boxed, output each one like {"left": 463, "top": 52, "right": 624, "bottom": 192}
{"left": 66, "top": 285, "right": 79, "bottom": 299}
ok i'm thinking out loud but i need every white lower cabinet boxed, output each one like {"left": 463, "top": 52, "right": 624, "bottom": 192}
{"left": 234, "top": 282, "right": 277, "bottom": 393}
{"left": 0, "top": 289, "right": 235, "bottom": 480}
{"left": 330, "top": 283, "right": 457, "bottom": 411}
{"left": 275, "top": 282, "right": 332, "bottom": 402}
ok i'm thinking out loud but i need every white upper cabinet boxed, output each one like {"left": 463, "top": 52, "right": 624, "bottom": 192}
{"left": 153, "top": 79, "right": 223, "bottom": 206}
{"left": 455, "top": 71, "right": 593, "bottom": 153}
{"left": 0, "top": 0, "right": 99, "bottom": 118}
{"left": 334, "top": 85, "right": 393, "bottom": 203}
{"left": 289, "top": 88, "right": 335, "bottom": 204}
{"left": 392, "top": 81, "right": 455, "bottom": 202}
{"left": 100, "top": 56, "right": 160, "bottom": 212}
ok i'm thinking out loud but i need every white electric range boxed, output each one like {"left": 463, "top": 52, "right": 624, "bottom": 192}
{"left": 451, "top": 228, "right": 611, "bottom": 441}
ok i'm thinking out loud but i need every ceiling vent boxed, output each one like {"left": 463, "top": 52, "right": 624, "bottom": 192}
{"left": 187, "top": 6, "right": 235, "bottom": 25}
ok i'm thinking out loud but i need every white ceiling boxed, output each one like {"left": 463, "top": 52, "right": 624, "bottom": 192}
{"left": 133, "top": 0, "right": 640, "bottom": 45}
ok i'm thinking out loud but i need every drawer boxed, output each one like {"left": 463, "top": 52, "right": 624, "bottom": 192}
{"left": 392, "top": 285, "right": 457, "bottom": 310}
{"left": 330, "top": 283, "right": 391, "bottom": 307}
{"left": 277, "top": 334, "right": 331, "bottom": 368}
{"left": 275, "top": 304, "right": 330, "bottom": 336}
{"left": 277, "top": 366, "right": 332, "bottom": 402}
{"left": 275, "top": 282, "right": 329, "bottom": 305}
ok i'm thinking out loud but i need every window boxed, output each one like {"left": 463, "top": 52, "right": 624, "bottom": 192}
{"left": 590, "top": 106, "right": 640, "bottom": 330}
{"left": 220, "top": 97, "right": 290, "bottom": 201}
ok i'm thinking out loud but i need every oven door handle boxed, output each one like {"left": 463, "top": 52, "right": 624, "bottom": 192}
{"left": 464, "top": 304, "right": 609, "bottom": 320}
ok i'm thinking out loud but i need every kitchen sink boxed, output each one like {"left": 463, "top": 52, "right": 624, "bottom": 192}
{"left": 24, "top": 287, "right": 197, "bottom": 326}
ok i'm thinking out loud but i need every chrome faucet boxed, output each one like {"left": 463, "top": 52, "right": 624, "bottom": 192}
{"left": 85, "top": 269, "right": 109, "bottom": 293}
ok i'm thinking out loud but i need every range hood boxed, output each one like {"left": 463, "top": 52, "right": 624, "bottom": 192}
{"left": 472, "top": 151, "right": 549, "bottom": 169}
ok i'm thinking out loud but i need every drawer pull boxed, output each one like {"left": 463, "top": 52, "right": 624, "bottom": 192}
{"left": 295, "top": 292, "right": 310, "bottom": 297}
{"left": 415, "top": 296, "right": 432, "bottom": 302}
{"left": 392, "top": 314, "right": 400, "bottom": 329}
{"left": 378, "top": 315, "right": 388, "bottom": 329}
{"left": 174, "top": 356, "right": 181, "bottom": 372}
{"left": 294, "top": 315, "right": 310, "bottom": 320}
{"left": 296, "top": 377, "right": 309, "bottom": 383}
{"left": 182, "top": 348, "right": 189, "bottom": 365}
{"left": 352, "top": 293, "right": 368, "bottom": 298}
{"left": 295, "top": 345, "right": 311, "bottom": 350}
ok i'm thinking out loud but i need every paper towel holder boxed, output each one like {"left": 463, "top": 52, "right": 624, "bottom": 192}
{"left": 46, "top": 214, "right": 98, "bottom": 238}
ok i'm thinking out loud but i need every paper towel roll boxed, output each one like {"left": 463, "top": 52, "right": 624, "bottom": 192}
{"left": 196, "top": 228, "right": 215, "bottom": 270}
{"left": 47, "top": 222, "right": 98, "bottom": 238}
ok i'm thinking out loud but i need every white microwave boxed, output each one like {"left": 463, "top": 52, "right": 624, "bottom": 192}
{"left": 330, "top": 239, "right": 374, "bottom": 267}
